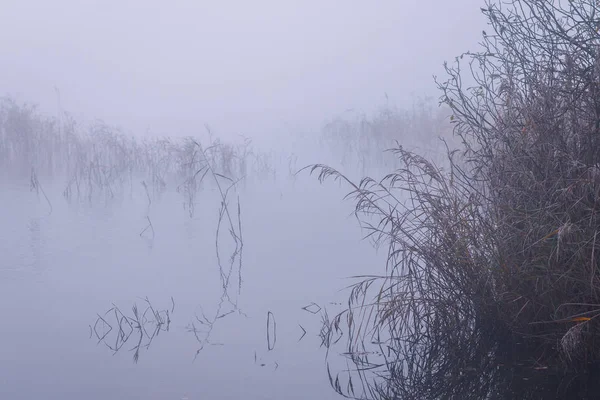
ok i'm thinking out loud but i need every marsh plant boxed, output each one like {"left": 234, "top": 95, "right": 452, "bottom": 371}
{"left": 0, "top": 98, "right": 270, "bottom": 206}
{"left": 185, "top": 185, "right": 245, "bottom": 359}
{"left": 0, "top": 96, "right": 256, "bottom": 365}
{"left": 320, "top": 98, "right": 456, "bottom": 176}
{"left": 310, "top": 0, "right": 600, "bottom": 399}
{"left": 91, "top": 297, "right": 173, "bottom": 364}
{"left": 181, "top": 137, "right": 246, "bottom": 357}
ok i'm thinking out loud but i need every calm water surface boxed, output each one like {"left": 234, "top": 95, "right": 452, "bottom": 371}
{"left": 0, "top": 176, "right": 381, "bottom": 399}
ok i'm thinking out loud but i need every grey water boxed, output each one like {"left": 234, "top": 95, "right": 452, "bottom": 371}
{"left": 0, "top": 172, "right": 383, "bottom": 400}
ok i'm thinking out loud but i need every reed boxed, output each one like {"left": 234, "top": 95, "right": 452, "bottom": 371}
{"left": 0, "top": 98, "right": 270, "bottom": 205}
{"left": 91, "top": 297, "right": 173, "bottom": 363}
{"left": 309, "top": 0, "right": 600, "bottom": 398}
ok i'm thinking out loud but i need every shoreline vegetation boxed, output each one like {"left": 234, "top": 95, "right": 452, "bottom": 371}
{"left": 309, "top": 0, "right": 600, "bottom": 399}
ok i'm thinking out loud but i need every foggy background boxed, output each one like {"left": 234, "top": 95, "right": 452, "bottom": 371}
{"left": 1, "top": 0, "right": 485, "bottom": 146}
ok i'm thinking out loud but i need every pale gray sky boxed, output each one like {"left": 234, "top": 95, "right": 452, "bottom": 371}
{"left": 0, "top": 0, "right": 486, "bottom": 144}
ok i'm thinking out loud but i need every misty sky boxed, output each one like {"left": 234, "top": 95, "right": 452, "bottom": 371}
{"left": 0, "top": 0, "right": 486, "bottom": 144}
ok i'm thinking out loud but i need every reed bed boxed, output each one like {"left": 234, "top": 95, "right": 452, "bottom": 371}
{"left": 0, "top": 98, "right": 273, "bottom": 205}
{"left": 320, "top": 98, "right": 456, "bottom": 176}
{"left": 309, "top": 0, "right": 600, "bottom": 398}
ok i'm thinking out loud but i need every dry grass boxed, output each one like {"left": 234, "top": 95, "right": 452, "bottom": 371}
{"left": 308, "top": 0, "right": 600, "bottom": 398}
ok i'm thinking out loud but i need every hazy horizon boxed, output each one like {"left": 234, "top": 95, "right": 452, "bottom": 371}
{"left": 1, "top": 0, "right": 485, "bottom": 146}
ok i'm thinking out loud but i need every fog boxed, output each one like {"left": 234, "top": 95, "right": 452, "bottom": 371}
{"left": 0, "top": 1, "right": 488, "bottom": 399}
{"left": 1, "top": 0, "right": 484, "bottom": 143}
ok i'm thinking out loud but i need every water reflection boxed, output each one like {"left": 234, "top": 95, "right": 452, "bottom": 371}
{"left": 2, "top": 179, "right": 371, "bottom": 400}
{"left": 92, "top": 297, "right": 173, "bottom": 364}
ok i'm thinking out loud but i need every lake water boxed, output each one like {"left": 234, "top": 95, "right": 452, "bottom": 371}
{"left": 0, "top": 172, "right": 384, "bottom": 400}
